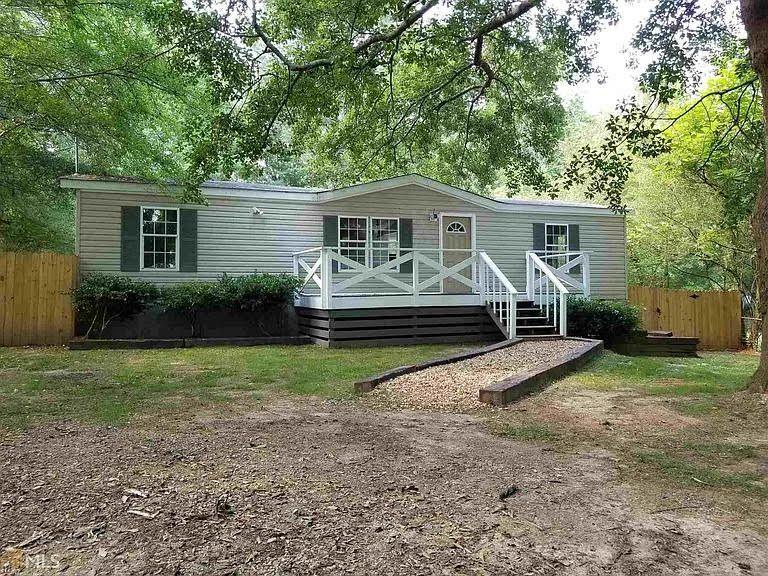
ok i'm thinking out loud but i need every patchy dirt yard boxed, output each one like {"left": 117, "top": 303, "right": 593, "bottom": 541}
{"left": 2, "top": 399, "right": 767, "bottom": 575}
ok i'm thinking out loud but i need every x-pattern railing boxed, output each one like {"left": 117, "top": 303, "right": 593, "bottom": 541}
{"left": 534, "top": 251, "right": 590, "bottom": 296}
{"left": 292, "top": 246, "right": 518, "bottom": 337}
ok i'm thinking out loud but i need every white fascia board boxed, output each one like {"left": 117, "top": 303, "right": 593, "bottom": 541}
{"left": 316, "top": 174, "right": 621, "bottom": 217}
{"left": 59, "top": 177, "right": 319, "bottom": 201}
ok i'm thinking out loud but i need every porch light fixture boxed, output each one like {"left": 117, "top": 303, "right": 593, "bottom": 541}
{"left": 427, "top": 209, "right": 439, "bottom": 223}
{"left": 251, "top": 207, "right": 264, "bottom": 216}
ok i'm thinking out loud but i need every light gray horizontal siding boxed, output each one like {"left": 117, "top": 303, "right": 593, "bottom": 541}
{"left": 76, "top": 184, "right": 627, "bottom": 299}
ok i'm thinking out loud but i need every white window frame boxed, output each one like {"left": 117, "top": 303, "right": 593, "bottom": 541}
{"left": 337, "top": 215, "right": 400, "bottom": 272}
{"left": 370, "top": 217, "right": 401, "bottom": 271}
{"left": 544, "top": 222, "right": 569, "bottom": 268}
{"left": 139, "top": 206, "right": 180, "bottom": 271}
{"left": 544, "top": 223, "right": 569, "bottom": 254}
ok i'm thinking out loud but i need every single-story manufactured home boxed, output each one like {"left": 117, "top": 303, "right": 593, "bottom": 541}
{"left": 60, "top": 173, "right": 627, "bottom": 346}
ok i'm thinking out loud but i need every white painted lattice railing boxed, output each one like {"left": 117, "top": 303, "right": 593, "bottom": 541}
{"left": 532, "top": 251, "right": 590, "bottom": 297}
{"left": 525, "top": 251, "right": 571, "bottom": 336}
{"left": 292, "top": 247, "right": 518, "bottom": 337}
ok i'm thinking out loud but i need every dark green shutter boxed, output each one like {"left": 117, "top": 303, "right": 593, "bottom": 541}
{"left": 179, "top": 209, "right": 198, "bottom": 272}
{"left": 533, "top": 223, "right": 545, "bottom": 253}
{"left": 120, "top": 206, "right": 140, "bottom": 272}
{"left": 322, "top": 215, "right": 339, "bottom": 273}
{"left": 569, "top": 224, "right": 581, "bottom": 273}
{"left": 400, "top": 218, "right": 413, "bottom": 274}
{"left": 568, "top": 225, "right": 580, "bottom": 251}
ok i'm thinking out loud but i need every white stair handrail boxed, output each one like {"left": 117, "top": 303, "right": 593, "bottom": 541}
{"left": 479, "top": 252, "right": 517, "bottom": 295}
{"left": 478, "top": 251, "right": 518, "bottom": 338}
{"left": 527, "top": 252, "right": 570, "bottom": 294}
{"left": 525, "top": 251, "right": 569, "bottom": 336}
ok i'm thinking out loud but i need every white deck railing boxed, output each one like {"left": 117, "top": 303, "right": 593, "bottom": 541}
{"left": 478, "top": 251, "right": 517, "bottom": 337}
{"left": 293, "top": 247, "right": 588, "bottom": 339}
{"left": 525, "top": 251, "right": 581, "bottom": 337}
{"left": 292, "top": 246, "right": 518, "bottom": 337}
{"left": 531, "top": 251, "right": 590, "bottom": 297}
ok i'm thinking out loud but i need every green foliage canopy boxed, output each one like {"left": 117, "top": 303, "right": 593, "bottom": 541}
{"left": 0, "top": 1, "right": 198, "bottom": 251}
{"left": 154, "top": 0, "right": 618, "bottom": 193}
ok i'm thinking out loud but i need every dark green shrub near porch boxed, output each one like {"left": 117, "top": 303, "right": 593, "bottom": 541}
{"left": 218, "top": 273, "right": 301, "bottom": 311}
{"left": 567, "top": 296, "right": 641, "bottom": 346}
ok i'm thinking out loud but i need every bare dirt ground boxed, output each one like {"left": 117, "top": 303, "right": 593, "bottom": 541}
{"left": 2, "top": 399, "right": 766, "bottom": 575}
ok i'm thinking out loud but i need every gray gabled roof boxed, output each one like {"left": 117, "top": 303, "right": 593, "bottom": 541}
{"left": 59, "top": 172, "right": 619, "bottom": 216}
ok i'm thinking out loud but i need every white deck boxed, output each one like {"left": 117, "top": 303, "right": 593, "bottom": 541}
{"left": 292, "top": 247, "right": 590, "bottom": 338}
{"left": 296, "top": 293, "right": 483, "bottom": 309}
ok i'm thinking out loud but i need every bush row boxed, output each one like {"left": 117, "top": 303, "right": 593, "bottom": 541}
{"left": 566, "top": 296, "right": 641, "bottom": 346}
{"left": 73, "top": 272, "right": 301, "bottom": 338}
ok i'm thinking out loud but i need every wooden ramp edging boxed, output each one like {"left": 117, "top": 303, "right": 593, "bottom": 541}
{"left": 354, "top": 338, "right": 522, "bottom": 393}
{"left": 479, "top": 338, "right": 603, "bottom": 406}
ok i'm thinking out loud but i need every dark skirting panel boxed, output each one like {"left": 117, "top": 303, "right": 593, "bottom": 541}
{"left": 295, "top": 305, "right": 504, "bottom": 347}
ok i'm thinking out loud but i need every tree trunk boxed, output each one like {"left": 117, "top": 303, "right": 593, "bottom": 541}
{"left": 741, "top": 0, "right": 768, "bottom": 392}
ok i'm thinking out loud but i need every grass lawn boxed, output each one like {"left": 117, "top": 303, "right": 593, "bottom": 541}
{"left": 0, "top": 344, "right": 465, "bottom": 429}
{"left": 488, "top": 350, "right": 768, "bottom": 527}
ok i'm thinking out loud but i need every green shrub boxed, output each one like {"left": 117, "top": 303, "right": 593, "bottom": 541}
{"left": 73, "top": 273, "right": 159, "bottom": 338}
{"left": 159, "top": 281, "right": 225, "bottom": 337}
{"left": 158, "top": 273, "right": 300, "bottom": 336}
{"left": 567, "top": 296, "right": 641, "bottom": 346}
{"left": 219, "top": 272, "right": 301, "bottom": 311}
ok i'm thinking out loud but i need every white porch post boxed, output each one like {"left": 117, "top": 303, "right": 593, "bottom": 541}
{"left": 412, "top": 251, "right": 420, "bottom": 305}
{"left": 509, "top": 292, "right": 517, "bottom": 338}
{"left": 526, "top": 251, "right": 535, "bottom": 301}
{"left": 582, "top": 252, "right": 591, "bottom": 298}
{"left": 321, "top": 247, "right": 332, "bottom": 309}
{"left": 478, "top": 258, "right": 485, "bottom": 300}
{"left": 559, "top": 292, "right": 568, "bottom": 337}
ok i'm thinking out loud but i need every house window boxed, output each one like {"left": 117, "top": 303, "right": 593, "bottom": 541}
{"left": 338, "top": 216, "right": 400, "bottom": 270}
{"left": 141, "top": 207, "right": 178, "bottom": 270}
{"left": 545, "top": 223, "right": 569, "bottom": 268}
{"left": 370, "top": 218, "right": 399, "bottom": 268}
{"left": 338, "top": 216, "right": 368, "bottom": 269}
{"left": 446, "top": 221, "right": 467, "bottom": 234}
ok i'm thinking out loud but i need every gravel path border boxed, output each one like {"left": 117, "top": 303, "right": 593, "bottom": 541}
{"left": 354, "top": 338, "right": 521, "bottom": 392}
{"left": 366, "top": 338, "right": 600, "bottom": 411}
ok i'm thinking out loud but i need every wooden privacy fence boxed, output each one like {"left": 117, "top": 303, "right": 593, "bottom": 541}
{"left": 0, "top": 252, "right": 78, "bottom": 346}
{"left": 628, "top": 286, "right": 742, "bottom": 350}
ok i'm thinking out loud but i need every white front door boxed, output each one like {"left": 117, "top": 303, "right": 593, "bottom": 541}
{"left": 441, "top": 215, "right": 473, "bottom": 294}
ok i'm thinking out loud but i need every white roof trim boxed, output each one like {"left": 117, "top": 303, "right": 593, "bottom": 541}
{"left": 59, "top": 173, "right": 620, "bottom": 216}
{"left": 317, "top": 174, "right": 618, "bottom": 216}
{"left": 58, "top": 177, "right": 316, "bottom": 201}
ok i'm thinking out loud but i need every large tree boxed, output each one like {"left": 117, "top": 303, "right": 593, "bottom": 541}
{"left": 555, "top": 2, "right": 767, "bottom": 392}
{"left": 153, "top": 0, "right": 618, "bottom": 192}
{"left": 0, "top": 0, "right": 199, "bottom": 250}
{"left": 739, "top": 0, "right": 768, "bottom": 391}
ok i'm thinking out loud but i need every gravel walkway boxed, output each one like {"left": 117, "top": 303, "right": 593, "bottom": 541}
{"left": 367, "top": 339, "right": 592, "bottom": 411}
